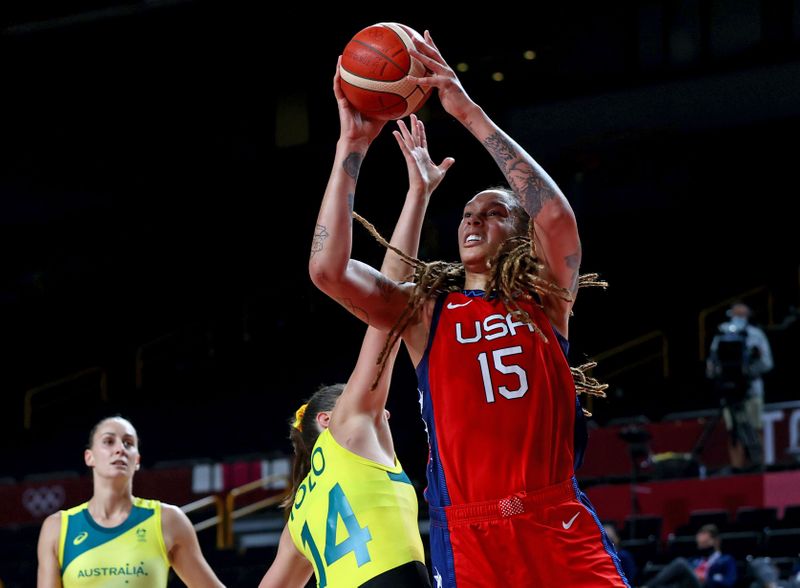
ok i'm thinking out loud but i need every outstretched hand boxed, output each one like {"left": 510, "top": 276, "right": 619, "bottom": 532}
{"left": 393, "top": 113, "right": 454, "bottom": 197}
{"left": 407, "top": 31, "right": 475, "bottom": 121}
{"left": 334, "top": 56, "right": 387, "bottom": 144}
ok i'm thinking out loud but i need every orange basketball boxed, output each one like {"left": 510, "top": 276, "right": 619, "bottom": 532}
{"left": 340, "top": 22, "right": 431, "bottom": 120}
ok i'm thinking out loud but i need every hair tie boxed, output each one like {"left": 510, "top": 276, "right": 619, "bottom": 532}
{"left": 292, "top": 403, "right": 308, "bottom": 432}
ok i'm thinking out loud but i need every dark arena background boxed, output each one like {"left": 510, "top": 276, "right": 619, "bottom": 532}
{"left": 2, "top": 1, "right": 799, "bottom": 586}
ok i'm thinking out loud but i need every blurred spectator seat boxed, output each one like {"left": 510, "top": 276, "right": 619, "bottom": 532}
{"left": 675, "top": 509, "right": 731, "bottom": 535}
{"left": 623, "top": 514, "right": 663, "bottom": 540}
{"left": 620, "top": 537, "right": 659, "bottom": 580}
{"left": 763, "top": 529, "right": 800, "bottom": 558}
{"left": 718, "top": 531, "right": 761, "bottom": 559}
{"left": 776, "top": 505, "right": 800, "bottom": 529}
{"left": 733, "top": 506, "right": 778, "bottom": 532}
{"left": 666, "top": 534, "right": 698, "bottom": 559}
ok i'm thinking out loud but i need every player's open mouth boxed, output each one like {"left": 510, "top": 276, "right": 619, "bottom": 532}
{"left": 464, "top": 234, "right": 482, "bottom": 245}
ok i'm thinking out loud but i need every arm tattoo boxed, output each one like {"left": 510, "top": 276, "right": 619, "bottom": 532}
{"left": 343, "top": 152, "right": 363, "bottom": 180}
{"left": 565, "top": 251, "right": 581, "bottom": 293}
{"left": 310, "top": 224, "right": 329, "bottom": 259}
{"left": 483, "top": 132, "right": 517, "bottom": 165}
{"left": 374, "top": 273, "right": 395, "bottom": 302}
{"left": 513, "top": 164, "right": 557, "bottom": 218}
{"left": 483, "top": 132, "right": 556, "bottom": 218}
{"left": 336, "top": 297, "right": 370, "bottom": 323}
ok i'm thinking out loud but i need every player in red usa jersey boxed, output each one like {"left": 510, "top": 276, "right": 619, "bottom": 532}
{"left": 311, "top": 33, "right": 629, "bottom": 587}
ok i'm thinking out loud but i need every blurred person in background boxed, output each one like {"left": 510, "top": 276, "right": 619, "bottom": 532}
{"left": 643, "top": 524, "right": 736, "bottom": 588}
{"left": 707, "top": 302, "right": 773, "bottom": 470}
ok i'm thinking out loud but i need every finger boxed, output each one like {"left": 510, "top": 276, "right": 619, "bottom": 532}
{"left": 409, "top": 113, "right": 421, "bottom": 146}
{"left": 412, "top": 34, "right": 444, "bottom": 66}
{"left": 438, "top": 156, "right": 455, "bottom": 172}
{"left": 409, "top": 48, "right": 445, "bottom": 76}
{"left": 333, "top": 56, "right": 339, "bottom": 87}
{"left": 392, "top": 130, "right": 412, "bottom": 157}
{"left": 333, "top": 56, "right": 346, "bottom": 100}
{"left": 396, "top": 118, "right": 413, "bottom": 145}
{"left": 422, "top": 31, "right": 452, "bottom": 71}
{"left": 407, "top": 70, "right": 437, "bottom": 88}
{"left": 416, "top": 118, "right": 427, "bottom": 149}
{"left": 424, "top": 30, "right": 441, "bottom": 53}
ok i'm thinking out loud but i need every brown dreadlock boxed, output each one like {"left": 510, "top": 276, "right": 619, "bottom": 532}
{"left": 352, "top": 198, "right": 609, "bottom": 408}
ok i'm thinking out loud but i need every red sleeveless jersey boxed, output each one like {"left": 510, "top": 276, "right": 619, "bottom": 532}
{"left": 416, "top": 291, "right": 577, "bottom": 506}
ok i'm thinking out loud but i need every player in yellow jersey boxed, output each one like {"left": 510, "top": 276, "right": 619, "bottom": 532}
{"left": 36, "top": 416, "right": 225, "bottom": 588}
{"left": 259, "top": 105, "right": 453, "bottom": 587}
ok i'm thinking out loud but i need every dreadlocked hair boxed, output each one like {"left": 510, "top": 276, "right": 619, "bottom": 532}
{"left": 352, "top": 210, "right": 608, "bottom": 402}
{"left": 281, "top": 384, "right": 344, "bottom": 518}
{"left": 570, "top": 362, "right": 608, "bottom": 417}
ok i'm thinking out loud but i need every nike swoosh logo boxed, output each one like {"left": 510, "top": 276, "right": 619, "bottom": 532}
{"left": 73, "top": 531, "right": 89, "bottom": 545}
{"left": 447, "top": 300, "right": 473, "bottom": 309}
{"left": 562, "top": 512, "right": 580, "bottom": 529}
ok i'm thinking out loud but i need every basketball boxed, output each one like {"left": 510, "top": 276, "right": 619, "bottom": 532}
{"left": 340, "top": 22, "right": 431, "bottom": 121}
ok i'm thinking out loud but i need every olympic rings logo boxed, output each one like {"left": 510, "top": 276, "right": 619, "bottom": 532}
{"left": 22, "top": 486, "right": 65, "bottom": 517}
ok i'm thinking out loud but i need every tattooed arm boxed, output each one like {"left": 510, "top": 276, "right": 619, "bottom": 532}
{"left": 409, "top": 32, "right": 581, "bottom": 335}
{"left": 309, "top": 57, "right": 409, "bottom": 330}
{"left": 332, "top": 115, "right": 452, "bottom": 460}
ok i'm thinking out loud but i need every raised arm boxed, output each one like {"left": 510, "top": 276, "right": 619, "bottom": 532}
{"left": 308, "top": 58, "right": 412, "bottom": 331}
{"left": 333, "top": 115, "right": 453, "bottom": 424}
{"left": 410, "top": 32, "right": 582, "bottom": 334}
{"left": 382, "top": 114, "right": 454, "bottom": 281}
{"left": 260, "top": 117, "right": 452, "bottom": 587}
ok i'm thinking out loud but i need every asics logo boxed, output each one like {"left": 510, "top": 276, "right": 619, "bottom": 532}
{"left": 562, "top": 512, "right": 580, "bottom": 529}
{"left": 73, "top": 531, "right": 89, "bottom": 545}
{"left": 447, "top": 300, "right": 472, "bottom": 309}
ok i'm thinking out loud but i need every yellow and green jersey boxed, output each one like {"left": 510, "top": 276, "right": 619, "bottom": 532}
{"left": 58, "top": 497, "right": 170, "bottom": 587}
{"left": 287, "top": 429, "right": 425, "bottom": 587}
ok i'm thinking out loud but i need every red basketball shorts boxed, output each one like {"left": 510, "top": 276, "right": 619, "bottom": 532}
{"left": 427, "top": 478, "right": 630, "bottom": 587}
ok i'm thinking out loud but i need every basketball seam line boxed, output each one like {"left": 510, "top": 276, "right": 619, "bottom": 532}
{"left": 349, "top": 36, "right": 407, "bottom": 79}
{"left": 338, "top": 80, "right": 427, "bottom": 113}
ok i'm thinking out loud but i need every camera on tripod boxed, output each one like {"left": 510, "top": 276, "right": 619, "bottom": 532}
{"left": 707, "top": 320, "right": 757, "bottom": 404}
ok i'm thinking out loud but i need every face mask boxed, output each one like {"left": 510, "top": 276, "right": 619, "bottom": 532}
{"left": 731, "top": 316, "right": 748, "bottom": 330}
{"left": 697, "top": 545, "right": 715, "bottom": 557}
